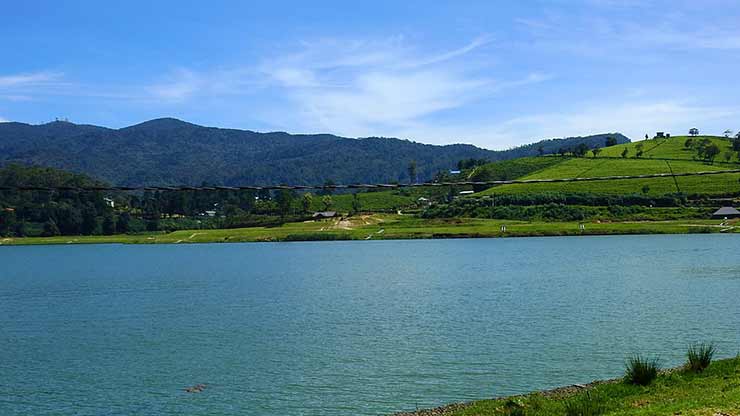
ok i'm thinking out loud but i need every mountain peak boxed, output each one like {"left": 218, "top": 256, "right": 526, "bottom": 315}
{"left": 122, "top": 118, "right": 201, "bottom": 132}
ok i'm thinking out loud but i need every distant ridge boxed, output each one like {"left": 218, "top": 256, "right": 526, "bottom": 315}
{"left": 0, "top": 118, "right": 629, "bottom": 186}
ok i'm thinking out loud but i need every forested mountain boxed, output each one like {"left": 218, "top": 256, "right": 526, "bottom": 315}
{"left": 0, "top": 118, "right": 629, "bottom": 186}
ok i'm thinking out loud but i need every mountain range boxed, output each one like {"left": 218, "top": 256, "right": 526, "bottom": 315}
{"left": 0, "top": 118, "right": 629, "bottom": 186}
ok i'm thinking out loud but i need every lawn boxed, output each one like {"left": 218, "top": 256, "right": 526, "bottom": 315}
{"left": 3, "top": 215, "right": 736, "bottom": 246}
{"left": 418, "top": 357, "right": 740, "bottom": 416}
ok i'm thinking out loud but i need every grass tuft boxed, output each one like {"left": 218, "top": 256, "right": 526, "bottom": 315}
{"left": 686, "top": 342, "right": 716, "bottom": 373}
{"left": 625, "top": 354, "right": 660, "bottom": 386}
{"left": 563, "top": 391, "right": 607, "bottom": 416}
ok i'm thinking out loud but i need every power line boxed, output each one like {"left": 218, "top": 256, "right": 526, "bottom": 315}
{"left": 1, "top": 169, "right": 739, "bottom": 192}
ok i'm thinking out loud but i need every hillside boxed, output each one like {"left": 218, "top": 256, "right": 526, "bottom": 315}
{"left": 476, "top": 136, "right": 740, "bottom": 197}
{"left": 0, "top": 118, "right": 627, "bottom": 186}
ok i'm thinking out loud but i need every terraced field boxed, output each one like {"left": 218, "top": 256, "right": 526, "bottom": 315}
{"left": 475, "top": 136, "right": 740, "bottom": 197}
{"left": 598, "top": 135, "right": 735, "bottom": 161}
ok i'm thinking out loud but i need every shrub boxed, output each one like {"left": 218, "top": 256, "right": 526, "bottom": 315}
{"left": 625, "top": 355, "right": 660, "bottom": 386}
{"left": 687, "top": 342, "right": 716, "bottom": 373}
{"left": 563, "top": 391, "right": 607, "bottom": 416}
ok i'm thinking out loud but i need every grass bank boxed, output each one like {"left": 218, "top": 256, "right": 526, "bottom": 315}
{"left": 1, "top": 214, "right": 737, "bottom": 246}
{"left": 394, "top": 356, "right": 740, "bottom": 416}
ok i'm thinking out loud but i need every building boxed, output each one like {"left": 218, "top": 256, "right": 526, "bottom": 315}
{"left": 655, "top": 132, "right": 665, "bottom": 138}
{"left": 312, "top": 211, "right": 337, "bottom": 220}
{"left": 417, "top": 197, "right": 431, "bottom": 207}
{"left": 711, "top": 207, "right": 740, "bottom": 219}
{"left": 458, "top": 190, "right": 474, "bottom": 195}
{"left": 103, "top": 197, "right": 115, "bottom": 208}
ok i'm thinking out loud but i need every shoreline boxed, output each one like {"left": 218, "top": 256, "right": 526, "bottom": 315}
{"left": 392, "top": 377, "right": 621, "bottom": 416}
{"left": 1, "top": 217, "right": 738, "bottom": 246}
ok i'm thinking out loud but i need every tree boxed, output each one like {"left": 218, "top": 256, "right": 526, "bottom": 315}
{"left": 537, "top": 146, "right": 544, "bottom": 156}
{"left": 557, "top": 147, "right": 568, "bottom": 156}
{"left": 724, "top": 129, "right": 733, "bottom": 138}
{"left": 641, "top": 185, "right": 650, "bottom": 194}
{"left": 704, "top": 143, "right": 721, "bottom": 163}
{"left": 621, "top": 148, "right": 629, "bottom": 158}
{"left": 605, "top": 136, "right": 618, "bottom": 147}
{"left": 574, "top": 143, "right": 590, "bottom": 157}
{"left": 301, "top": 193, "right": 313, "bottom": 213}
{"left": 645, "top": 134, "right": 649, "bottom": 140}
{"left": 733, "top": 136, "right": 740, "bottom": 152}
{"left": 118, "top": 212, "right": 131, "bottom": 233}
{"left": 684, "top": 138, "right": 694, "bottom": 149}
{"left": 351, "top": 193, "right": 361, "bottom": 215}
{"left": 276, "top": 189, "right": 294, "bottom": 217}
{"left": 408, "top": 160, "right": 417, "bottom": 184}
{"left": 81, "top": 204, "right": 98, "bottom": 235}
{"left": 0, "top": 209, "right": 16, "bottom": 237}
{"left": 591, "top": 147, "right": 602, "bottom": 158}
{"left": 689, "top": 128, "right": 699, "bottom": 136}
{"left": 635, "top": 143, "right": 644, "bottom": 158}
{"left": 724, "top": 152, "right": 733, "bottom": 163}
{"left": 42, "top": 219, "right": 61, "bottom": 237}
{"left": 321, "top": 195, "right": 333, "bottom": 211}
{"left": 102, "top": 212, "right": 116, "bottom": 235}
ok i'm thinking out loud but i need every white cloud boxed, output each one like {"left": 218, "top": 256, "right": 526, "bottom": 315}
{"left": 0, "top": 71, "right": 62, "bottom": 88}
{"left": 0, "top": 116, "right": 8, "bottom": 123}
{"left": 255, "top": 36, "right": 548, "bottom": 138}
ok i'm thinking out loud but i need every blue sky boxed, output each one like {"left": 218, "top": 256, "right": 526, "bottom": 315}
{"left": 1, "top": 0, "right": 739, "bottom": 149}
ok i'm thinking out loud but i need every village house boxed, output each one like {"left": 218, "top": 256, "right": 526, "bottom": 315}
{"left": 312, "top": 211, "right": 337, "bottom": 220}
{"left": 711, "top": 206, "right": 740, "bottom": 219}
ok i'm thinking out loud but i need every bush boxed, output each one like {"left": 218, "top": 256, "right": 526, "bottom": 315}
{"left": 687, "top": 342, "right": 716, "bottom": 373}
{"left": 563, "top": 391, "right": 607, "bottom": 416}
{"left": 625, "top": 355, "right": 660, "bottom": 386}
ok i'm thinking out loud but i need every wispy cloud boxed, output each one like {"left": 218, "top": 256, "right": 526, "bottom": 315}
{"left": 0, "top": 71, "right": 62, "bottom": 88}
{"left": 253, "top": 36, "right": 548, "bottom": 137}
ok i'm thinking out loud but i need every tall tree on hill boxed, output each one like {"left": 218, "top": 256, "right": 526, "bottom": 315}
{"left": 621, "top": 148, "right": 629, "bottom": 158}
{"left": 102, "top": 212, "right": 116, "bottom": 235}
{"left": 689, "top": 128, "right": 699, "bottom": 136}
{"left": 301, "top": 193, "right": 313, "bottom": 213}
{"left": 724, "top": 129, "right": 733, "bottom": 138}
{"left": 408, "top": 160, "right": 417, "bottom": 184}
{"left": 591, "top": 147, "right": 602, "bottom": 158}
{"left": 733, "top": 136, "right": 740, "bottom": 152}
{"left": 321, "top": 195, "right": 333, "bottom": 211}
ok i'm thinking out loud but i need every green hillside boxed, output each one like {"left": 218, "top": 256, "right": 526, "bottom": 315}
{"left": 475, "top": 136, "right": 740, "bottom": 197}
{"left": 598, "top": 135, "right": 735, "bottom": 161}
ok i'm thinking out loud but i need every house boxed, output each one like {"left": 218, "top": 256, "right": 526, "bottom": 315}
{"left": 417, "top": 197, "right": 431, "bottom": 207}
{"left": 711, "top": 207, "right": 740, "bottom": 219}
{"left": 103, "top": 197, "right": 115, "bottom": 208}
{"left": 655, "top": 132, "right": 665, "bottom": 138}
{"left": 204, "top": 210, "right": 217, "bottom": 217}
{"left": 312, "top": 211, "right": 337, "bottom": 220}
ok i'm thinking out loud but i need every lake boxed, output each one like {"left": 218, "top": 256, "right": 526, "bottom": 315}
{"left": 1, "top": 235, "right": 739, "bottom": 415}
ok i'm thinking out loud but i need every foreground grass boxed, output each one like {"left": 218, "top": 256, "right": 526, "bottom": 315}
{"left": 425, "top": 357, "right": 740, "bottom": 416}
{"left": 1, "top": 215, "right": 737, "bottom": 246}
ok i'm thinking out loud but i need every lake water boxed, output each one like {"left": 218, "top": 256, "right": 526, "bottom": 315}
{"left": 1, "top": 235, "right": 739, "bottom": 415}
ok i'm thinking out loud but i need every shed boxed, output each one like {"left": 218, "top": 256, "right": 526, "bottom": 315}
{"left": 711, "top": 207, "right": 740, "bottom": 219}
{"left": 312, "top": 211, "right": 337, "bottom": 219}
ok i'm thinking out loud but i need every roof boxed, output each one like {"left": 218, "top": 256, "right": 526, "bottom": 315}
{"left": 459, "top": 190, "right": 474, "bottom": 195}
{"left": 712, "top": 207, "right": 740, "bottom": 215}
{"left": 312, "top": 211, "right": 337, "bottom": 217}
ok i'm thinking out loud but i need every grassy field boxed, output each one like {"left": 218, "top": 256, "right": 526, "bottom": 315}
{"left": 2, "top": 214, "right": 737, "bottom": 245}
{"left": 477, "top": 146, "right": 740, "bottom": 197}
{"left": 598, "top": 135, "right": 736, "bottom": 161}
{"left": 405, "top": 356, "right": 740, "bottom": 416}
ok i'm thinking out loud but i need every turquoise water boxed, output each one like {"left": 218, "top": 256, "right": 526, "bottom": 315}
{"left": 1, "top": 235, "right": 740, "bottom": 415}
